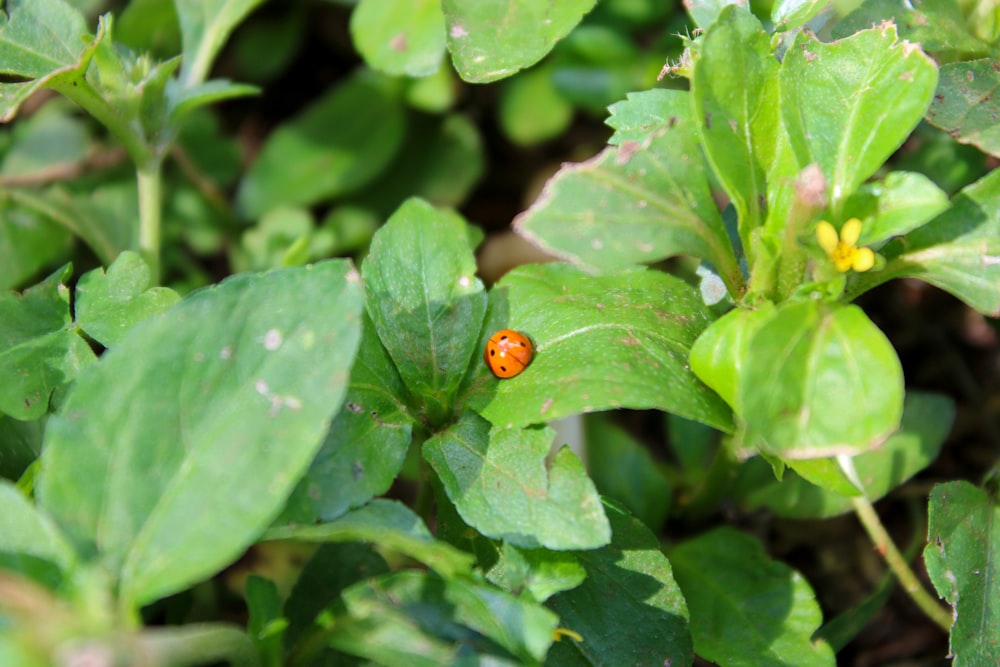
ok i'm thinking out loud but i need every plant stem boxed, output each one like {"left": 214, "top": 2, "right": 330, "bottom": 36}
{"left": 137, "top": 161, "right": 164, "bottom": 284}
{"left": 140, "top": 623, "right": 260, "bottom": 667}
{"left": 850, "top": 495, "right": 952, "bottom": 632}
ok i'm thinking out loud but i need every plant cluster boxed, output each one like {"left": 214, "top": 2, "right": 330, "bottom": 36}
{"left": 1, "top": 0, "right": 999, "bottom": 665}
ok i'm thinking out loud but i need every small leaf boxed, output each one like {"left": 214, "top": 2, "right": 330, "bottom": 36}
{"left": 873, "top": 167, "right": 1000, "bottom": 316}
{"left": 281, "top": 314, "right": 413, "bottom": 523}
{"left": 173, "top": 0, "right": 267, "bottom": 85}
{"left": 743, "top": 392, "right": 954, "bottom": 518}
{"left": 75, "top": 251, "right": 180, "bottom": 347}
{"left": 0, "top": 265, "right": 96, "bottom": 420}
{"left": 37, "top": 260, "right": 364, "bottom": 608}
{"left": 329, "top": 570, "right": 558, "bottom": 665}
{"left": 740, "top": 301, "right": 904, "bottom": 459}
{"left": 265, "top": 499, "right": 474, "bottom": 579}
{"left": 780, "top": 23, "right": 938, "bottom": 214}
{"left": 0, "top": 480, "right": 75, "bottom": 572}
{"left": 424, "top": 413, "right": 610, "bottom": 550}
{"left": 924, "top": 481, "right": 1000, "bottom": 665}
{"left": 362, "top": 198, "right": 487, "bottom": 424}
{"left": 546, "top": 501, "right": 692, "bottom": 666}
{"left": 926, "top": 58, "right": 1000, "bottom": 159}
{"left": 486, "top": 542, "right": 586, "bottom": 603}
{"left": 245, "top": 575, "right": 286, "bottom": 667}
{"left": 236, "top": 73, "right": 406, "bottom": 219}
{"left": 478, "top": 263, "right": 732, "bottom": 433}
{"left": 0, "top": 202, "right": 72, "bottom": 292}
{"left": 516, "top": 89, "right": 739, "bottom": 290}
{"left": 670, "top": 527, "right": 835, "bottom": 667}
{"left": 0, "top": 415, "right": 42, "bottom": 480}
{"left": 685, "top": 0, "right": 744, "bottom": 29}
{"left": 772, "top": 0, "right": 828, "bottom": 31}
{"left": 499, "top": 63, "right": 573, "bottom": 146}
{"left": 443, "top": 0, "right": 597, "bottom": 83}
{"left": 844, "top": 171, "right": 950, "bottom": 246}
{"left": 351, "top": 0, "right": 445, "bottom": 77}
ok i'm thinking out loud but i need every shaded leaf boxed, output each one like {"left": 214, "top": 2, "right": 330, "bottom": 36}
{"left": 351, "top": 0, "right": 445, "bottom": 77}
{"left": 174, "top": 0, "right": 267, "bottom": 85}
{"left": 478, "top": 263, "right": 732, "bottom": 433}
{"left": 670, "top": 527, "right": 835, "bottom": 667}
{"left": 926, "top": 58, "right": 1000, "bottom": 158}
{"left": 0, "top": 480, "right": 75, "bottom": 571}
{"left": 835, "top": 0, "right": 991, "bottom": 59}
{"left": 486, "top": 542, "right": 586, "bottom": 603}
{"left": 844, "top": 171, "right": 950, "bottom": 246}
{"left": 38, "top": 260, "right": 364, "bottom": 608}
{"left": 425, "top": 413, "right": 609, "bottom": 550}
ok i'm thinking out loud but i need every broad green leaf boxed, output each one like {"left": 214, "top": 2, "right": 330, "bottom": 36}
{"left": 173, "top": 0, "right": 267, "bottom": 86}
{"left": 690, "top": 303, "right": 776, "bottom": 411}
{"left": 424, "top": 413, "right": 610, "bottom": 550}
{"left": 362, "top": 199, "right": 486, "bottom": 424}
{"left": 0, "top": 202, "right": 71, "bottom": 292}
{"left": 350, "top": 0, "right": 445, "bottom": 77}
{"left": 743, "top": 392, "right": 953, "bottom": 518}
{"left": 0, "top": 0, "right": 96, "bottom": 121}
{"left": 924, "top": 481, "right": 1000, "bottom": 665}
{"left": 486, "top": 542, "right": 586, "bottom": 603}
{"left": 926, "top": 59, "right": 1000, "bottom": 158}
{"left": 585, "top": 417, "right": 671, "bottom": 530}
{"left": 283, "top": 543, "right": 389, "bottom": 652}
{"left": 329, "top": 570, "right": 557, "bottom": 665}
{"left": 843, "top": 171, "right": 950, "bottom": 246}
{"left": 741, "top": 301, "right": 903, "bottom": 459}
{"left": 516, "top": 90, "right": 739, "bottom": 291}
{"left": 236, "top": 73, "right": 406, "bottom": 219}
{"left": 442, "top": 0, "right": 597, "bottom": 83}
{"left": 772, "top": 0, "right": 828, "bottom": 31}
{"left": 685, "top": 0, "right": 743, "bottom": 29}
{"left": 0, "top": 265, "right": 95, "bottom": 420}
{"left": 0, "top": 104, "right": 89, "bottom": 176}
{"left": 0, "top": 480, "right": 74, "bottom": 571}
{"left": 780, "top": 24, "right": 938, "bottom": 215}
{"left": 37, "top": 260, "right": 364, "bottom": 608}
{"left": 265, "top": 499, "right": 474, "bottom": 579}
{"left": 870, "top": 167, "right": 1000, "bottom": 316}
{"left": 478, "top": 263, "right": 732, "bottom": 433}
{"left": 546, "top": 501, "right": 692, "bottom": 666}
{"left": 75, "top": 251, "right": 180, "bottom": 347}
{"left": 835, "top": 0, "right": 991, "bottom": 58}
{"left": 281, "top": 314, "right": 412, "bottom": 523}
{"left": 499, "top": 63, "right": 573, "bottom": 146}
{"left": 691, "top": 6, "right": 779, "bottom": 234}
{"left": 670, "top": 527, "right": 835, "bottom": 667}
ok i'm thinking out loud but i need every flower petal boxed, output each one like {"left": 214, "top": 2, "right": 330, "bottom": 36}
{"left": 840, "top": 218, "right": 863, "bottom": 245}
{"left": 816, "top": 221, "right": 839, "bottom": 255}
{"left": 853, "top": 247, "right": 875, "bottom": 272}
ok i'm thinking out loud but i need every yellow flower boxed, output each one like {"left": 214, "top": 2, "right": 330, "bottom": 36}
{"left": 816, "top": 218, "right": 875, "bottom": 273}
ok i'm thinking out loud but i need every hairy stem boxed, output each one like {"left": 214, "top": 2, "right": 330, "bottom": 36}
{"left": 137, "top": 161, "right": 164, "bottom": 284}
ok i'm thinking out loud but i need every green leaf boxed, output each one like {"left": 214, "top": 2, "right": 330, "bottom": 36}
{"left": 0, "top": 480, "right": 75, "bottom": 572}
{"left": 546, "top": 501, "right": 692, "bottom": 666}
{"left": 362, "top": 198, "right": 486, "bottom": 424}
{"left": 0, "top": 201, "right": 72, "bottom": 292}
{"left": 690, "top": 303, "right": 776, "bottom": 411}
{"left": 0, "top": 415, "right": 42, "bottom": 480}
{"left": 37, "top": 260, "right": 364, "bottom": 608}
{"left": 281, "top": 314, "right": 413, "bottom": 523}
{"left": 424, "top": 413, "right": 609, "bottom": 550}
{"left": 266, "top": 499, "right": 474, "bottom": 579}
{"left": 779, "top": 24, "right": 938, "bottom": 215}
{"left": 836, "top": 0, "right": 991, "bottom": 59}
{"left": 173, "top": 0, "right": 267, "bottom": 86}
{"left": 167, "top": 78, "right": 259, "bottom": 125}
{"left": 844, "top": 171, "right": 950, "bottom": 246}
{"left": 75, "top": 251, "right": 181, "bottom": 347}
{"left": 740, "top": 301, "right": 903, "bottom": 459}
{"left": 236, "top": 73, "right": 406, "bottom": 219}
{"left": 772, "top": 0, "right": 828, "bottom": 31}
{"left": 670, "top": 526, "right": 835, "bottom": 667}
{"left": 245, "top": 575, "right": 286, "bottom": 667}
{"left": 873, "top": 167, "right": 1000, "bottom": 316}
{"left": 0, "top": 0, "right": 94, "bottom": 121}
{"left": 685, "top": 0, "right": 743, "bottom": 29}
{"left": 516, "top": 90, "right": 739, "bottom": 290}
{"left": 499, "top": 63, "right": 573, "bottom": 146}
{"left": 743, "top": 392, "right": 954, "bottom": 518}
{"left": 329, "top": 570, "right": 557, "bottom": 665}
{"left": 0, "top": 104, "right": 90, "bottom": 176}
{"left": 926, "top": 59, "right": 1000, "bottom": 159}
{"left": 0, "top": 265, "right": 96, "bottom": 420}
{"left": 584, "top": 417, "right": 671, "bottom": 530}
{"left": 924, "top": 481, "right": 1000, "bottom": 665}
{"left": 691, "top": 6, "right": 779, "bottom": 234}
{"left": 351, "top": 0, "right": 445, "bottom": 77}
{"left": 442, "top": 0, "right": 597, "bottom": 83}
{"left": 486, "top": 542, "right": 586, "bottom": 603}
{"left": 478, "top": 263, "right": 732, "bottom": 433}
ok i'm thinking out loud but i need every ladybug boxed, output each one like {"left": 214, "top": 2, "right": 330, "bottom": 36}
{"left": 484, "top": 329, "right": 533, "bottom": 378}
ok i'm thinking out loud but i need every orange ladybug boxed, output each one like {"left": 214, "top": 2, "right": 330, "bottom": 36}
{"left": 484, "top": 329, "right": 533, "bottom": 378}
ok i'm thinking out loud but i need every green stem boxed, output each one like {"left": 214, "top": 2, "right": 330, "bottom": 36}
{"left": 850, "top": 495, "right": 952, "bottom": 632}
{"left": 140, "top": 623, "right": 260, "bottom": 667}
{"left": 51, "top": 77, "right": 152, "bottom": 166}
{"left": 137, "top": 161, "right": 164, "bottom": 284}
